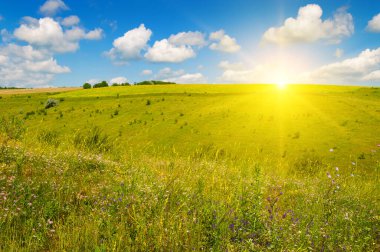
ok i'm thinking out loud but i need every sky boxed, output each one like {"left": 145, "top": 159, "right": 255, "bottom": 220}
{"left": 1, "top": 0, "right": 380, "bottom": 87}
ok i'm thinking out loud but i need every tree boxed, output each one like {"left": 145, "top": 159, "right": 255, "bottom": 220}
{"left": 93, "top": 81, "right": 109, "bottom": 88}
{"left": 83, "top": 83, "right": 92, "bottom": 89}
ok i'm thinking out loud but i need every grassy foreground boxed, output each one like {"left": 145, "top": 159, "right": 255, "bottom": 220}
{"left": 0, "top": 84, "right": 379, "bottom": 251}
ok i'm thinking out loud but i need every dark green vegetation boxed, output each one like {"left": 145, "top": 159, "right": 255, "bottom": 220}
{"left": 0, "top": 84, "right": 379, "bottom": 251}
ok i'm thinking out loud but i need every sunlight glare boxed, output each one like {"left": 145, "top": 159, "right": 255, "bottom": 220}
{"left": 276, "top": 81, "right": 287, "bottom": 90}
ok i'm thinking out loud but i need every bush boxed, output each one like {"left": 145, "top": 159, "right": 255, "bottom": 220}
{"left": 45, "top": 99, "right": 59, "bottom": 109}
{"left": 83, "top": 83, "right": 92, "bottom": 89}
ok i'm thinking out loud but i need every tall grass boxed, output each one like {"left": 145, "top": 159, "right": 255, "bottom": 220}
{"left": 0, "top": 134, "right": 378, "bottom": 251}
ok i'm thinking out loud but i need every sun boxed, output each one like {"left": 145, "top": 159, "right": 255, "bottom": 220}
{"left": 276, "top": 81, "right": 287, "bottom": 90}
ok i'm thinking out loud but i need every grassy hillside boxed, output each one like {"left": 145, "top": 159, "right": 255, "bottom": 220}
{"left": 0, "top": 84, "right": 379, "bottom": 251}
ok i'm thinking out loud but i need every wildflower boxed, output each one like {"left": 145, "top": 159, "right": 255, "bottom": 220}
{"left": 47, "top": 219, "right": 53, "bottom": 225}
{"left": 351, "top": 173, "right": 354, "bottom": 177}
{"left": 329, "top": 148, "right": 334, "bottom": 152}
{"left": 335, "top": 167, "right": 339, "bottom": 171}
{"left": 327, "top": 172, "right": 332, "bottom": 179}
{"left": 28, "top": 202, "right": 32, "bottom": 206}
{"left": 351, "top": 162, "right": 356, "bottom": 166}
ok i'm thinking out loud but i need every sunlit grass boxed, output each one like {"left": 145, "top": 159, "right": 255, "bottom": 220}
{"left": 0, "top": 84, "right": 379, "bottom": 250}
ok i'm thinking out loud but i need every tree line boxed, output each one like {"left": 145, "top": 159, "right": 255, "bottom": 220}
{"left": 83, "top": 80, "right": 176, "bottom": 89}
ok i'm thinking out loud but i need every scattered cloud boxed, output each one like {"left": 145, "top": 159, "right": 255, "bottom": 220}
{"left": 145, "top": 39, "right": 195, "bottom": 63}
{"left": 39, "top": 0, "right": 69, "bottom": 16}
{"left": 0, "top": 44, "right": 70, "bottom": 87}
{"left": 14, "top": 17, "right": 103, "bottom": 53}
{"left": 209, "top": 30, "right": 240, "bottom": 53}
{"left": 301, "top": 47, "right": 380, "bottom": 83}
{"left": 219, "top": 60, "right": 245, "bottom": 71}
{"left": 106, "top": 24, "right": 152, "bottom": 63}
{"left": 262, "top": 4, "right": 354, "bottom": 45}
{"left": 168, "top": 31, "right": 206, "bottom": 47}
{"left": 367, "top": 13, "right": 380, "bottom": 32}
{"left": 335, "top": 48, "right": 344, "bottom": 58}
{"left": 155, "top": 67, "right": 206, "bottom": 83}
{"left": 110, "top": 76, "right": 128, "bottom": 84}
{"left": 61, "top": 15, "right": 80, "bottom": 27}
{"left": 85, "top": 79, "right": 101, "bottom": 85}
{"left": 0, "top": 15, "right": 3, "bottom": 21}
{"left": 141, "top": 69, "right": 153, "bottom": 75}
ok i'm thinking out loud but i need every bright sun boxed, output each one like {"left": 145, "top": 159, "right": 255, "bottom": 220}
{"left": 276, "top": 81, "right": 287, "bottom": 89}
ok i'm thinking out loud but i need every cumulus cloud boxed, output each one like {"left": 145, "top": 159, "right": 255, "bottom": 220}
{"left": 168, "top": 31, "right": 206, "bottom": 47}
{"left": 61, "top": 15, "right": 80, "bottom": 27}
{"left": 106, "top": 24, "right": 152, "bottom": 62}
{"left": 141, "top": 69, "right": 153, "bottom": 75}
{"left": 110, "top": 76, "right": 128, "bottom": 84}
{"left": 367, "top": 13, "right": 380, "bottom": 32}
{"left": 14, "top": 17, "right": 103, "bottom": 53}
{"left": 209, "top": 30, "right": 240, "bottom": 53}
{"left": 155, "top": 67, "right": 206, "bottom": 83}
{"left": 302, "top": 47, "right": 380, "bottom": 83}
{"left": 145, "top": 39, "right": 195, "bottom": 63}
{"left": 262, "top": 4, "right": 354, "bottom": 45}
{"left": 39, "top": 0, "right": 68, "bottom": 16}
{"left": 0, "top": 44, "right": 70, "bottom": 87}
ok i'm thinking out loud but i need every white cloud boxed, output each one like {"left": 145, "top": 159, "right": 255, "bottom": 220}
{"left": 367, "top": 13, "right": 380, "bottom": 32}
{"left": 39, "top": 0, "right": 68, "bottom": 16}
{"left": 145, "top": 39, "right": 195, "bottom": 63}
{"left": 155, "top": 67, "right": 206, "bottom": 83}
{"left": 218, "top": 60, "right": 303, "bottom": 84}
{"left": 168, "top": 31, "right": 206, "bottom": 47}
{"left": 362, "top": 70, "right": 380, "bottom": 81}
{"left": 85, "top": 79, "right": 101, "bottom": 85}
{"left": 106, "top": 24, "right": 152, "bottom": 62}
{"left": 61, "top": 15, "right": 80, "bottom": 27}
{"left": 110, "top": 76, "right": 128, "bottom": 84}
{"left": 262, "top": 4, "right": 354, "bottom": 45}
{"left": 209, "top": 30, "right": 240, "bottom": 53}
{"left": 219, "top": 60, "right": 244, "bottom": 70}
{"left": 14, "top": 17, "right": 103, "bottom": 53}
{"left": 141, "top": 69, "right": 153, "bottom": 75}
{"left": 335, "top": 48, "right": 344, "bottom": 58}
{"left": 0, "top": 44, "right": 70, "bottom": 87}
{"left": 166, "top": 73, "right": 206, "bottom": 83}
{"left": 302, "top": 47, "right": 380, "bottom": 83}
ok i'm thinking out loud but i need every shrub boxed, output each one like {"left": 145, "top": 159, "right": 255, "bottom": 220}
{"left": 45, "top": 99, "right": 59, "bottom": 109}
{"left": 146, "top": 99, "right": 151, "bottom": 106}
{"left": 83, "top": 83, "right": 92, "bottom": 89}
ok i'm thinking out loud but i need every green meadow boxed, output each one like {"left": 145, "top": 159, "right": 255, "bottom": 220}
{"left": 0, "top": 84, "right": 379, "bottom": 251}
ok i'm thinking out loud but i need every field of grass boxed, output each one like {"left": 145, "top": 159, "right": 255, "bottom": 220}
{"left": 0, "top": 84, "right": 379, "bottom": 251}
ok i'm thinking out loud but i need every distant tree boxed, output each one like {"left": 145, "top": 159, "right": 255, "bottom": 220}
{"left": 83, "top": 83, "right": 92, "bottom": 89}
{"left": 135, "top": 80, "right": 176, "bottom": 85}
{"left": 93, "top": 81, "right": 109, "bottom": 88}
{"left": 112, "top": 82, "right": 130, "bottom": 87}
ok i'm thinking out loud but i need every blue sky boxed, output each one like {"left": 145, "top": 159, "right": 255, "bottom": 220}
{"left": 1, "top": 0, "right": 380, "bottom": 87}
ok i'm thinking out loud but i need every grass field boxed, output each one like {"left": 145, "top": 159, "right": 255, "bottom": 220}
{"left": 0, "top": 84, "right": 379, "bottom": 251}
